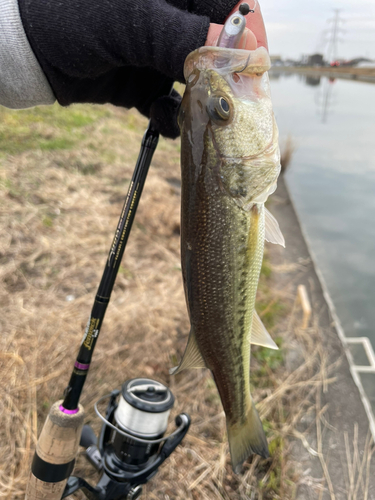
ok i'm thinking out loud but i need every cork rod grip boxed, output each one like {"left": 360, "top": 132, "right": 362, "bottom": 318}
{"left": 25, "top": 401, "right": 84, "bottom": 500}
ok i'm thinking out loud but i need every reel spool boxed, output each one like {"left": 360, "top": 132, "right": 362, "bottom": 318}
{"left": 109, "top": 379, "right": 175, "bottom": 469}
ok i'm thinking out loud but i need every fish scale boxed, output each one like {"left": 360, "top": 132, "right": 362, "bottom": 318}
{"left": 181, "top": 134, "right": 264, "bottom": 427}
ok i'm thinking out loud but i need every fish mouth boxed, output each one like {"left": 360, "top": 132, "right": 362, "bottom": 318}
{"left": 184, "top": 46, "right": 271, "bottom": 81}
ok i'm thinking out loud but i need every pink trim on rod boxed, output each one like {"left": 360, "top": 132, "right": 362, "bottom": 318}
{"left": 59, "top": 405, "right": 79, "bottom": 414}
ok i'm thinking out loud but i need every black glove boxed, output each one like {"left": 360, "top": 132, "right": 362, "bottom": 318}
{"left": 166, "top": 0, "right": 240, "bottom": 25}
{"left": 18, "top": 0, "right": 238, "bottom": 138}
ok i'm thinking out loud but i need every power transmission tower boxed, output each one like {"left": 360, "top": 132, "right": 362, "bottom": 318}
{"left": 326, "top": 9, "right": 345, "bottom": 63}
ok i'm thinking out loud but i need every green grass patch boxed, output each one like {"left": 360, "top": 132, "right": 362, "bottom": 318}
{"left": 258, "top": 434, "right": 295, "bottom": 498}
{"left": 205, "top": 377, "right": 220, "bottom": 404}
{"left": 252, "top": 337, "right": 284, "bottom": 387}
{"left": 0, "top": 177, "right": 21, "bottom": 198}
{"left": 261, "top": 259, "right": 272, "bottom": 278}
{"left": 39, "top": 137, "right": 76, "bottom": 151}
{"left": 253, "top": 337, "right": 283, "bottom": 370}
{"left": 42, "top": 216, "right": 54, "bottom": 228}
{"left": 257, "top": 298, "right": 287, "bottom": 330}
{"left": 0, "top": 103, "right": 109, "bottom": 155}
{"left": 119, "top": 266, "right": 133, "bottom": 279}
{"left": 0, "top": 103, "right": 108, "bottom": 129}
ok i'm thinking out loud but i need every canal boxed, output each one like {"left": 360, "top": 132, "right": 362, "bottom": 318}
{"left": 270, "top": 71, "right": 375, "bottom": 412}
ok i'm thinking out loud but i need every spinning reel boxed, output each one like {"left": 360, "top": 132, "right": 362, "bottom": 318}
{"left": 62, "top": 378, "right": 190, "bottom": 500}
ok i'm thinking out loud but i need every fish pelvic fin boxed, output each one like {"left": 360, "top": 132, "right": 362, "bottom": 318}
{"left": 227, "top": 397, "right": 269, "bottom": 473}
{"left": 249, "top": 311, "right": 279, "bottom": 350}
{"left": 265, "top": 207, "right": 285, "bottom": 247}
{"left": 169, "top": 328, "right": 206, "bottom": 375}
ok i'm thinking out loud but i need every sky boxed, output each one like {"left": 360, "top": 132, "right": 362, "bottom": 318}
{"left": 259, "top": 0, "right": 375, "bottom": 61}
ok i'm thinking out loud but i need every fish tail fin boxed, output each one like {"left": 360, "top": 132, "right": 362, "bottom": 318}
{"left": 227, "top": 397, "right": 269, "bottom": 473}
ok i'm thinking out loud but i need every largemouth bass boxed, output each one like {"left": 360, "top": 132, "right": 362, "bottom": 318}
{"left": 173, "top": 46, "right": 284, "bottom": 472}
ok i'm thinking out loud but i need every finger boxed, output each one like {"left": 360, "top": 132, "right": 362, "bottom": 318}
{"left": 227, "top": 1, "right": 268, "bottom": 51}
{"left": 238, "top": 28, "right": 257, "bottom": 50}
{"left": 205, "top": 24, "right": 256, "bottom": 50}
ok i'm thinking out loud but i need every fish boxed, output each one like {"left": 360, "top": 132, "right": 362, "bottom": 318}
{"left": 172, "top": 45, "right": 284, "bottom": 472}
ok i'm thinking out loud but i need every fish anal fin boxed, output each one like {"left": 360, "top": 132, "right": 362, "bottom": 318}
{"left": 249, "top": 311, "right": 279, "bottom": 350}
{"left": 227, "top": 397, "right": 269, "bottom": 473}
{"left": 265, "top": 207, "right": 285, "bottom": 247}
{"left": 170, "top": 329, "right": 206, "bottom": 375}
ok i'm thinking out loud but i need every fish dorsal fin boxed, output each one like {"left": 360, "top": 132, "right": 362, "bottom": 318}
{"left": 265, "top": 208, "right": 285, "bottom": 247}
{"left": 170, "top": 329, "right": 206, "bottom": 375}
{"left": 249, "top": 311, "right": 279, "bottom": 350}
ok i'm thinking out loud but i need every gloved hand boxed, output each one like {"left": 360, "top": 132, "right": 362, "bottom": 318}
{"left": 18, "top": 0, "right": 267, "bottom": 138}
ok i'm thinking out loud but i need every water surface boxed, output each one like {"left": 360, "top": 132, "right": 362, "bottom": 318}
{"left": 270, "top": 72, "right": 375, "bottom": 344}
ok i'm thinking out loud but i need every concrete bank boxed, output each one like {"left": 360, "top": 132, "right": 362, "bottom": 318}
{"left": 269, "top": 175, "right": 375, "bottom": 499}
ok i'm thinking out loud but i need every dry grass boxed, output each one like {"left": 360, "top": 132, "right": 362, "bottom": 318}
{"left": 0, "top": 103, "right": 373, "bottom": 499}
{"left": 280, "top": 135, "right": 295, "bottom": 174}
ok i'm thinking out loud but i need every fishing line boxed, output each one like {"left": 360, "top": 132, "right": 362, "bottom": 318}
{"left": 250, "top": 0, "right": 258, "bottom": 13}
{"left": 94, "top": 392, "right": 188, "bottom": 444}
{"left": 236, "top": 54, "right": 252, "bottom": 74}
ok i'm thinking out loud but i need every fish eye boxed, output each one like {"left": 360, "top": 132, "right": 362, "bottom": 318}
{"left": 207, "top": 96, "right": 232, "bottom": 122}
{"left": 219, "top": 97, "right": 230, "bottom": 115}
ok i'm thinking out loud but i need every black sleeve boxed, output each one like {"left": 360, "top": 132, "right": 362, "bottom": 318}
{"left": 17, "top": 0, "right": 237, "bottom": 137}
{"left": 18, "top": 0, "right": 210, "bottom": 84}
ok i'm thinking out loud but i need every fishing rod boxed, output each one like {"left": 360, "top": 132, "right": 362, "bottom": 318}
{"left": 25, "top": 121, "right": 190, "bottom": 500}
{"left": 25, "top": 4, "right": 252, "bottom": 499}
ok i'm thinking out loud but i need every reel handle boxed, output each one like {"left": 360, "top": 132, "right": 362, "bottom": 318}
{"left": 25, "top": 401, "right": 84, "bottom": 500}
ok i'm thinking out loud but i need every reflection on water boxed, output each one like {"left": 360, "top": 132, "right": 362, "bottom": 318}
{"left": 305, "top": 75, "right": 321, "bottom": 87}
{"left": 270, "top": 72, "right": 375, "bottom": 345}
{"left": 315, "top": 78, "right": 336, "bottom": 123}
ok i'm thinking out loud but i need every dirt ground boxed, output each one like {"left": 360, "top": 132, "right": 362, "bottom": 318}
{"left": 0, "top": 103, "right": 373, "bottom": 499}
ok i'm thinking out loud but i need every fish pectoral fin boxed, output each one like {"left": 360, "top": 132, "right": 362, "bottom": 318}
{"left": 265, "top": 208, "right": 285, "bottom": 247}
{"left": 249, "top": 311, "right": 279, "bottom": 350}
{"left": 169, "top": 329, "right": 206, "bottom": 375}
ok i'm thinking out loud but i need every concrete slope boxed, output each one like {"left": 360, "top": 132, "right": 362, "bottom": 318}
{"left": 269, "top": 175, "right": 375, "bottom": 500}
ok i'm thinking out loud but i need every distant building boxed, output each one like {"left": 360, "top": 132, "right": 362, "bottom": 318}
{"left": 270, "top": 55, "right": 282, "bottom": 62}
{"left": 284, "top": 59, "right": 297, "bottom": 67}
{"left": 308, "top": 53, "right": 324, "bottom": 66}
{"left": 270, "top": 55, "right": 283, "bottom": 65}
{"left": 342, "top": 57, "right": 373, "bottom": 67}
